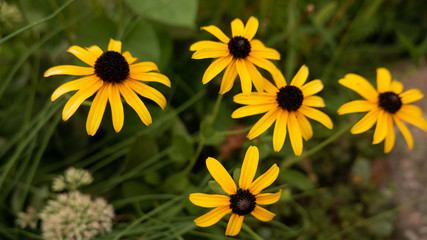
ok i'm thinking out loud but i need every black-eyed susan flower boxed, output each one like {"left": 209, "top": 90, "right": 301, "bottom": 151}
{"left": 44, "top": 39, "right": 170, "bottom": 136}
{"left": 231, "top": 65, "right": 333, "bottom": 156}
{"left": 190, "top": 17, "right": 280, "bottom": 94}
{"left": 337, "top": 68, "right": 427, "bottom": 153}
{"left": 189, "top": 146, "right": 281, "bottom": 236}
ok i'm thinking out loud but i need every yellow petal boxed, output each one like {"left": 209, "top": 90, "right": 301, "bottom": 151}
{"left": 108, "top": 84, "right": 124, "bottom": 133}
{"left": 339, "top": 74, "right": 378, "bottom": 102}
{"left": 256, "top": 190, "right": 282, "bottom": 205}
{"left": 51, "top": 75, "right": 98, "bottom": 102}
{"left": 384, "top": 114, "right": 395, "bottom": 153}
{"left": 130, "top": 62, "right": 159, "bottom": 73}
{"left": 119, "top": 83, "right": 152, "bottom": 126}
{"left": 108, "top": 39, "right": 122, "bottom": 52}
{"left": 264, "top": 77, "right": 280, "bottom": 93}
{"left": 62, "top": 79, "right": 103, "bottom": 121}
{"left": 122, "top": 51, "right": 138, "bottom": 65}
{"left": 202, "top": 55, "right": 233, "bottom": 84}
{"left": 233, "top": 92, "right": 276, "bottom": 105}
{"left": 288, "top": 112, "right": 303, "bottom": 156}
{"left": 231, "top": 18, "right": 245, "bottom": 37}
{"left": 190, "top": 40, "right": 227, "bottom": 51}
{"left": 245, "top": 60, "right": 265, "bottom": 92}
{"left": 225, "top": 214, "right": 244, "bottom": 236}
{"left": 231, "top": 104, "right": 276, "bottom": 118}
{"left": 398, "top": 104, "right": 423, "bottom": 116}
{"left": 127, "top": 80, "right": 167, "bottom": 109}
{"left": 393, "top": 115, "right": 414, "bottom": 149}
{"left": 376, "top": 68, "right": 392, "bottom": 93}
{"left": 219, "top": 60, "right": 237, "bottom": 94}
{"left": 200, "top": 25, "right": 230, "bottom": 44}
{"left": 194, "top": 206, "right": 231, "bottom": 227}
{"left": 303, "top": 96, "right": 325, "bottom": 108}
{"left": 372, "top": 110, "right": 389, "bottom": 144}
{"left": 250, "top": 42, "right": 280, "bottom": 60}
{"left": 249, "top": 163, "right": 279, "bottom": 195}
{"left": 337, "top": 100, "right": 377, "bottom": 115}
{"left": 44, "top": 65, "right": 94, "bottom": 77}
{"left": 396, "top": 105, "right": 427, "bottom": 132}
{"left": 247, "top": 108, "right": 279, "bottom": 139}
{"left": 130, "top": 72, "right": 171, "bottom": 87}
{"left": 298, "top": 105, "right": 333, "bottom": 129}
{"left": 400, "top": 89, "right": 424, "bottom": 104}
{"left": 247, "top": 55, "right": 280, "bottom": 82}
{"left": 350, "top": 108, "right": 380, "bottom": 134}
{"left": 239, "top": 146, "right": 259, "bottom": 190}
{"left": 206, "top": 157, "right": 237, "bottom": 195}
{"left": 192, "top": 48, "right": 230, "bottom": 59}
{"left": 300, "top": 80, "right": 323, "bottom": 97}
{"left": 243, "top": 16, "right": 259, "bottom": 41}
{"left": 86, "top": 84, "right": 109, "bottom": 136}
{"left": 251, "top": 206, "right": 276, "bottom": 222}
{"left": 85, "top": 45, "right": 103, "bottom": 57}
{"left": 272, "top": 110, "right": 288, "bottom": 152}
{"left": 67, "top": 45, "right": 97, "bottom": 66}
{"left": 296, "top": 111, "right": 313, "bottom": 141}
{"left": 189, "top": 193, "right": 230, "bottom": 208}
{"left": 390, "top": 80, "right": 403, "bottom": 94}
{"left": 290, "top": 65, "right": 309, "bottom": 88}
{"left": 236, "top": 59, "right": 252, "bottom": 94}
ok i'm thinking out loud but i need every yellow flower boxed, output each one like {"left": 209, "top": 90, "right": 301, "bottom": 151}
{"left": 44, "top": 39, "right": 171, "bottom": 136}
{"left": 189, "top": 146, "right": 281, "bottom": 236}
{"left": 231, "top": 65, "right": 333, "bottom": 156}
{"left": 337, "top": 68, "right": 427, "bottom": 153}
{"left": 190, "top": 16, "right": 280, "bottom": 95}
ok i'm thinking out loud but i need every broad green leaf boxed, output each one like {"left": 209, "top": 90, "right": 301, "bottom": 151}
{"left": 123, "top": 21, "right": 161, "bottom": 63}
{"left": 124, "top": 0, "right": 198, "bottom": 28}
{"left": 279, "top": 169, "right": 314, "bottom": 191}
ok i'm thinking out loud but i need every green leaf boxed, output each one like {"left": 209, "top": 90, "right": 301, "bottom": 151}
{"left": 279, "top": 169, "right": 314, "bottom": 191}
{"left": 123, "top": 21, "right": 161, "bottom": 63}
{"left": 208, "top": 180, "right": 226, "bottom": 195}
{"left": 169, "top": 134, "right": 194, "bottom": 164}
{"left": 75, "top": 16, "right": 117, "bottom": 48}
{"left": 122, "top": 134, "right": 159, "bottom": 174}
{"left": 200, "top": 118, "right": 215, "bottom": 138}
{"left": 124, "top": 0, "right": 198, "bottom": 28}
{"left": 313, "top": 2, "right": 337, "bottom": 26}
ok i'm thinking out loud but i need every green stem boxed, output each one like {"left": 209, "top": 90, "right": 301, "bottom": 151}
{"left": 242, "top": 222, "right": 264, "bottom": 240}
{"left": 210, "top": 94, "right": 224, "bottom": 124}
{"left": 327, "top": 194, "right": 427, "bottom": 240}
{"left": 183, "top": 94, "right": 223, "bottom": 174}
{"left": 0, "top": 0, "right": 75, "bottom": 46}
{"left": 215, "top": 125, "right": 251, "bottom": 136}
{"left": 280, "top": 121, "right": 354, "bottom": 169}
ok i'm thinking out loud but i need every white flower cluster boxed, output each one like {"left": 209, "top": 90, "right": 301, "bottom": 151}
{"left": 52, "top": 167, "right": 93, "bottom": 191}
{"left": 39, "top": 191, "right": 114, "bottom": 240}
{"left": 16, "top": 207, "right": 38, "bottom": 229}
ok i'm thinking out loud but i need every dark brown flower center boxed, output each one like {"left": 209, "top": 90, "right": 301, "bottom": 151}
{"left": 94, "top": 51, "right": 130, "bottom": 83}
{"left": 228, "top": 36, "right": 251, "bottom": 59}
{"left": 229, "top": 189, "right": 256, "bottom": 216}
{"left": 378, "top": 91, "right": 402, "bottom": 113}
{"left": 276, "top": 86, "right": 304, "bottom": 111}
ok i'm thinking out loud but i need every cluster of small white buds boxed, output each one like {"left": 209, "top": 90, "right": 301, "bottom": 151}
{"left": 52, "top": 167, "right": 93, "bottom": 191}
{"left": 39, "top": 191, "right": 114, "bottom": 240}
{"left": 16, "top": 207, "right": 38, "bottom": 229}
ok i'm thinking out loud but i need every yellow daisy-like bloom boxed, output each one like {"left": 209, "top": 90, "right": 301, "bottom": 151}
{"left": 337, "top": 68, "right": 427, "bottom": 153}
{"left": 231, "top": 65, "right": 333, "bottom": 156}
{"left": 44, "top": 39, "right": 171, "bottom": 136}
{"left": 189, "top": 146, "right": 281, "bottom": 236}
{"left": 190, "top": 16, "right": 280, "bottom": 94}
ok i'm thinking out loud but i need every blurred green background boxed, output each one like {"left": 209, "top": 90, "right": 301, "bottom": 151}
{"left": 1, "top": 0, "right": 426, "bottom": 239}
